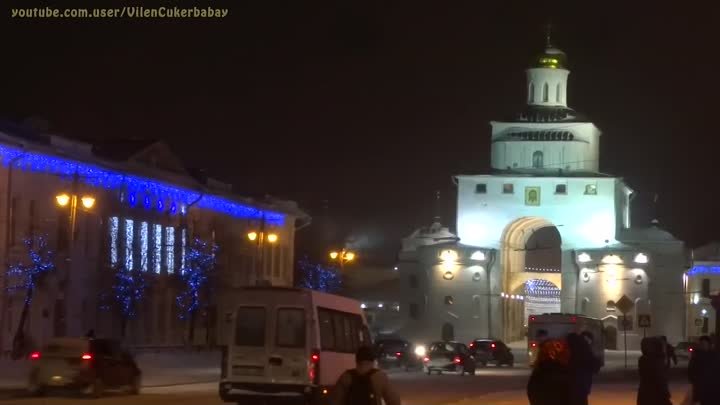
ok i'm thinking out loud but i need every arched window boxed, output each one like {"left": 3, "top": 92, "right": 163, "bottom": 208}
{"left": 529, "top": 82, "right": 535, "bottom": 103}
{"left": 532, "top": 151, "right": 544, "bottom": 168}
{"left": 556, "top": 84, "right": 562, "bottom": 103}
{"left": 581, "top": 298, "right": 589, "bottom": 315}
{"left": 542, "top": 83, "right": 549, "bottom": 102}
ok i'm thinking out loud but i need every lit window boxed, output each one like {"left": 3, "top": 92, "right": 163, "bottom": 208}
{"left": 140, "top": 222, "right": 148, "bottom": 272}
{"left": 475, "top": 184, "right": 487, "bottom": 194}
{"left": 470, "top": 251, "right": 485, "bottom": 261}
{"left": 166, "top": 227, "right": 175, "bottom": 273}
{"left": 109, "top": 217, "right": 119, "bottom": 265}
{"left": 503, "top": 184, "right": 514, "bottom": 194}
{"left": 124, "top": 219, "right": 134, "bottom": 269}
{"left": 577, "top": 252, "right": 591, "bottom": 263}
{"left": 181, "top": 228, "right": 187, "bottom": 270}
{"left": 528, "top": 82, "right": 535, "bottom": 103}
{"left": 601, "top": 255, "right": 623, "bottom": 264}
{"left": 532, "top": 151, "right": 544, "bottom": 169}
{"left": 542, "top": 83, "right": 549, "bottom": 102}
{"left": 555, "top": 184, "right": 567, "bottom": 194}
{"left": 153, "top": 224, "right": 162, "bottom": 273}
{"left": 585, "top": 184, "right": 597, "bottom": 195}
{"left": 439, "top": 250, "right": 458, "bottom": 262}
{"left": 634, "top": 253, "right": 648, "bottom": 264}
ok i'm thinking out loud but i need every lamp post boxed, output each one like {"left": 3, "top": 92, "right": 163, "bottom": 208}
{"left": 55, "top": 189, "right": 96, "bottom": 243}
{"left": 329, "top": 249, "right": 356, "bottom": 271}
{"left": 247, "top": 230, "right": 279, "bottom": 285}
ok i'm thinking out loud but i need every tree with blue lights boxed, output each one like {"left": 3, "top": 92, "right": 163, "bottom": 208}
{"left": 103, "top": 262, "right": 153, "bottom": 338}
{"left": 176, "top": 237, "right": 218, "bottom": 345}
{"left": 296, "top": 255, "right": 342, "bottom": 293}
{"left": 5, "top": 235, "right": 56, "bottom": 360}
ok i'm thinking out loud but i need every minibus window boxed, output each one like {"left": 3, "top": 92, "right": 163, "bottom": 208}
{"left": 235, "top": 307, "right": 266, "bottom": 346}
{"left": 276, "top": 308, "right": 305, "bottom": 348}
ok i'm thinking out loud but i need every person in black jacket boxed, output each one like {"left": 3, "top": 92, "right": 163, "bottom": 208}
{"left": 527, "top": 339, "right": 572, "bottom": 405}
{"left": 637, "top": 337, "right": 671, "bottom": 405}
{"left": 688, "top": 335, "right": 720, "bottom": 405}
{"left": 567, "top": 333, "right": 600, "bottom": 405}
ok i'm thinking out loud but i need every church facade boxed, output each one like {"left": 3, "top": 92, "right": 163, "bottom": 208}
{"left": 397, "top": 40, "right": 688, "bottom": 350}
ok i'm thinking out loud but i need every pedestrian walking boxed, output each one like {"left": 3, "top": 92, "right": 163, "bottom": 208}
{"left": 637, "top": 337, "right": 672, "bottom": 405}
{"left": 527, "top": 338, "right": 572, "bottom": 405}
{"left": 331, "top": 346, "right": 401, "bottom": 405}
{"left": 567, "top": 333, "right": 599, "bottom": 405}
{"left": 688, "top": 336, "right": 720, "bottom": 405}
{"left": 660, "top": 335, "right": 678, "bottom": 368}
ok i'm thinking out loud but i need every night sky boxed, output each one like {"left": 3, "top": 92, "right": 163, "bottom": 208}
{"left": 2, "top": 1, "right": 719, "bottom": 264}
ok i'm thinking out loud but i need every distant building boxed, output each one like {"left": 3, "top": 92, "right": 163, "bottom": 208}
{"left": 0, "top": 123, "right": 308, "bottom": 355}
{"left": 396, "top": 38, "right": 688, "bottom": 349}
{"left": 686, "top": 242, "right": 720, "bottom": 340}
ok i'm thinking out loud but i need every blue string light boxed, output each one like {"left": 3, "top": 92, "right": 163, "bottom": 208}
{"left": 0, "top": 144, "right": 285, "bottom": 225}
{"left": 296, "top": 255, "right": 342, "bottom": 293}
{"left": 176, "top": 237, "right": 218, "bottom": 320}
{"left": 5, "top": 235, "right": 56, "bottom": 306}
{"left": 687, "top": 266, "right": 720, "bottom": 276}
{"left": 525, "top": 279, "right": 561, "bottom": 298}
{"left": 103, "top": 264, "right": 152, "bottom": 319}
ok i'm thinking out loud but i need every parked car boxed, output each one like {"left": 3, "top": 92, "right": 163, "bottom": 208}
{"left": 423, "top": 341, "right": 476, "bottom": 376}
{"left": 676, "top": 341, "right": 694, "bottom": 359}
{"left": 469, "top": 339, "right": 514, "bottom": 367}
{"left": 27, "top": 337, "right": 141, "bottom": 397}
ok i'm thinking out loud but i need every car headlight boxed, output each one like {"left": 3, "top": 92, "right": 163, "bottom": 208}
{"left": 414, "top": 345, "right": 426, "bottom": 357}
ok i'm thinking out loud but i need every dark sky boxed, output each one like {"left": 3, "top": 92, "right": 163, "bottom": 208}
{"left": 2, "top": 1, "right": 720, "bottom": 264}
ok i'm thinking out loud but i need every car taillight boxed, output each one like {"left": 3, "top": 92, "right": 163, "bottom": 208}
{"left": 570, "top": 316, "right": 577, "bottom": 323}
{"left": 453, "top": 356, "right": 462, "bottom": 364}
{"left": 423, "top": 356, "right": 429, "bottom": 363}
{"left": 81, "top": 353, "right": 93, "bottom": 360}
{"left": 29, "top": 352, "right": 40, "bottom": 360}
{"left": 530, "top": 341, "right": 538, "bottom": 348}
{"left": 491, "top": 343, "right": 496, "bottom": 349}
{"left": 395, "top": 352, "right": 402, "bottom": 357}
{"left": 309, "top": 349, "right": 320, "bottom": 384}
{"left": 689, "top": 347, "right": 694, "bottom": 352}
{"left": 469, "top": 342, "right": 475, "bottom": 348}
{"left": 529, "top": 316, "right": 536, "bottom": 322}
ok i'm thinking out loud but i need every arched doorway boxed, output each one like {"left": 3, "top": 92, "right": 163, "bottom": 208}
{"left": 501, "top": 217, "right": 563, "bottom": 342}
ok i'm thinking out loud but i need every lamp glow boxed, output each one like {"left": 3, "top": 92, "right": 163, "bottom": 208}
{"left": 329, "top": 251, "right": 339, "bottom": 260}
{"left": 440, "top": 250, "right": 458, "bottom": 262}
{"left": 55, "top": 193, "right": 70, "bottom": 207}
{"left": 577, "top": 252, "right": 591, "bottom": 263}
{"left": 634, "top": 253, "right": 648, "bottom": 264}
{"left": 247, "top": 232, "right": 258, "bottom": 241}
{"left": 81, "top": 196, "right": 95, "bottom": 209}
{"left": 601, "top": 255, "right": 623, "bottom": 264}
{"left": 267, "top": 233, "right": 278, "bottom": 243}
{"left": 470, "top": 251, "right": 485, "bottom": 261}
{"left": 344, "top": 252, "right": 355, "bottom": 262}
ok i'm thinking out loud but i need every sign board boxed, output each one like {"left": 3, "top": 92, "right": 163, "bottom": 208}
{"left": 638, "top": 314, "right": 651, "bottom": 328}
{"left": 618, "top": 316, "right": 633, "bottom": 331}
{"left": 616, "top": 295, "right": 635, "bottom": 314}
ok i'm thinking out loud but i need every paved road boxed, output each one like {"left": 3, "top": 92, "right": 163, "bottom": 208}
{"left": 0, "top": 364, "right": 692, "bottom": 405}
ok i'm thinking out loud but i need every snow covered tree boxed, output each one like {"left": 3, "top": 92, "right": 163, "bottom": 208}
{"left": 6, "top": 235, "right": 56, "bottom": 360}
{"left": 176, "top": 237, "right": 218, "bottom": 345}
{"left": 101, "top": 263, "right": 153, "bottom": 338}
{"left": 296, "top": 255, "right": 342, "bottom": 293}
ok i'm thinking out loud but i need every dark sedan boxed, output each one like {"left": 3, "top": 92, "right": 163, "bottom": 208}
{"left": 423, "top": 341, "right": 476, "bottom": 376}
{"left": 469, "top": 339, "right": 514, "bottom": 367}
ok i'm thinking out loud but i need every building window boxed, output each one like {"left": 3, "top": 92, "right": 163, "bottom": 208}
{"left": 503, "top": 184, "right": 514, "bottom": 194}
{"left": 702, "top": 278, "right": 711, "bottom": 298}
{"left": 139, "top": 222, "right": 149, "bottom": 271}
{"left": 166, "top": 226, "right": 175, "bottom": 273}
{"left": 124, "top": 219, "right": 134, "bottom": 269}
{"left": 181, "top": 228, "right": 187, "bottom": 270}
{"left": 542, "top": 83, "right": 549, "bottom": 102}
{"left": 109, "top": 217, "right": 119, "bottom": 265}
{"left": 472, "top": 295, "right": 481, "bottom": 316}
{"left": 556, "top": 83, "right": 562, "bottom": 103}
{"left": 585, "top": 184, "right": 598, "bottom": 195}
{"left": 444, "top": 296, "right": 454, "bottom": 305}
{"left": 409, "top": 303, "right": 419, "bottom": 320}
{"left": 528, "top": 82, "right": 535, "bottom": 103}
{"left": 532, "top": 151, "right": 544, "bottom": 168}
{"left": 555, "top": 184, "right": 567, "bottom": 194}
{"left": 475, "top": 183, "right": 487, "bottom": 194}
{"left": 153, "top": 224, "right": 162, "bottom": 273}
{"left": 606, "top": 300, "right": 616, "bottom": 312}
{"left": 409, "top": 274, "right": 418, "bottom": 288}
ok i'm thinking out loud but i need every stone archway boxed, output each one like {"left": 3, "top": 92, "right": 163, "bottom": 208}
{"left": 500, "top": 217, "right": 563, "bottom": 342}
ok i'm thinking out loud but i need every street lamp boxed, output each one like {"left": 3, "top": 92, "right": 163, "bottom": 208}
{"left": 329, "top": 248, "right": 356, "bottom": 271}
{"left": 55, "top": 190, "right": 96, "bottom": 242}
{"left": 247, "top": 229, "right": 279, "bottom": 284}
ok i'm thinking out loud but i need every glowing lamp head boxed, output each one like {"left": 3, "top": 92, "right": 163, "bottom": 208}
{"left": 55, "top": 193, "right": 70, "bottom": 207}
{"left": 81, "top": 196, "right": 95, "bottom": 209}
{"left": 247, "top": 232, "right": 258, "bottom": 241}
{"left": 344, "top": 252, "right": 355, "bottom": 262}
{"left": 439, "top": 249, "right": 458, "bottom": 262}
{"left": 329, "top": 251, "right": 339, "bottom": 260}
{"left": 414, "top": 345, "right": 426, "bottom": 357}
{"left": 267, "top": 233, "right": 278, "bottom": 243}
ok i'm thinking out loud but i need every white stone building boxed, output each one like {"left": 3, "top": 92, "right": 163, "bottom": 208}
{"left": 0, "top": 122, "right": 308, "bottom": 356}
{"left": 685, "top": 243, "right": 720, "bottom": 340}
{"left": 398, "top": 41, "right": 688, "bottom": 349}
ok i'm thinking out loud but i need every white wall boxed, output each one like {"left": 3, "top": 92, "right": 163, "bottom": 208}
{"left": 456, "top": 175, "right": 624, "bottom": 249}
{"left": 526, "top": 68, "right": 570, "bottom": 107}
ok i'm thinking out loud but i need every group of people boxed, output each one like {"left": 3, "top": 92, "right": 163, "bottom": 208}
{"left": 527, "top": 331, "right": 601, "bottom": 405}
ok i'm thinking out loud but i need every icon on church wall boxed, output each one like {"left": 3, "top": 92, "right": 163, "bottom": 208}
{"left": 525, "top": 186, "right": 541, "bottom": 206}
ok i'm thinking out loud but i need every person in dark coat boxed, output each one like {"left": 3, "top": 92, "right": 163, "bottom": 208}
{"left": 637, "top": 337, "right": 671, "bottom": 405}
{"left": 567, "top": 333, "right": 599, "bottom": 405}
{"left": 688, "top": 335, "right": 720, "bottom": 405}
{"left": 660, "top": 336, "right": 678, "bottom": 368}
{"left": 527, "top": 339, "right": 572, "bottom": 405}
